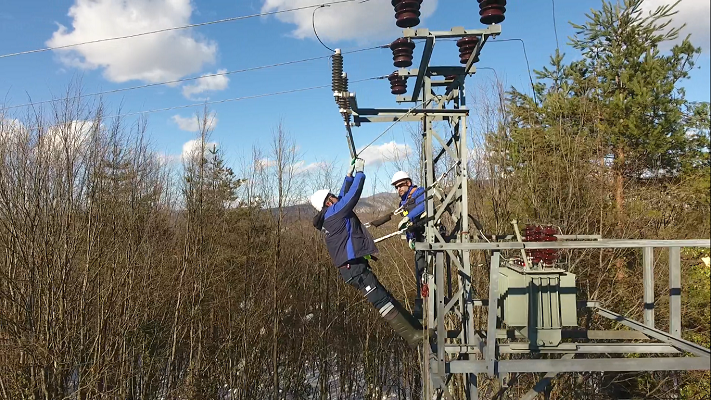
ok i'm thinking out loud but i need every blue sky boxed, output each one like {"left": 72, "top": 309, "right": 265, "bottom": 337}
{"left": 1, "top": 0, "right": 709, "bottom": 195}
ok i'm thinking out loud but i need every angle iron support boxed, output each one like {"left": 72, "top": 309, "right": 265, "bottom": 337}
{"left": 669, "top": 246, "right": 682, "bottom": 338}
{"left": 444, "top": 288, "right": 463, "bottom": 315}
{"left": 643, "top": 247, "right": 655, "bottom": 328}
{"left": 464, "top": 35, "right": 486, "bottom": 75}
{"left": 434, "top": 183, "right": 462, "bottom": 223}
{"left": 433, "top": 129, "right": 458, "bottom": 165}
{"left": 435, "top": 251, "right": 447, "bottom": 390}
{"left": 431, "top": 129, "right": 460, "bottom": 162}
{"left": 519, "top": 354, "right": 575, "bottom": 400}
{"left": 449, "top": 357, "right": 710, "bottom": 374}
{"left": 596, "top": 307, "right": 711, "bottom": 358}
{"left": 353, "top": 108, "right": 468, "bottom": 116}
{"left": 410, "top": 36, "right": 435, "bottom": 103}
{"left": 429, "top": 66, "right": 466, "bottom": 76}
{"left": 354, "top": 116, "right": 439, "bottom": 124}
{"left": 402, "top": 25, "right": 502, "bottom": 39}
{"left": 487, "top": 251, "right": 501, "bottom": 377}
{"left": 415, "top": 239, "right": 711, "bottom": 251}
{"left": 347, "top": 93, "right": 360, "bottom": 126}
{"left": 497, "top": 343, "right": 680, "bottom": 354}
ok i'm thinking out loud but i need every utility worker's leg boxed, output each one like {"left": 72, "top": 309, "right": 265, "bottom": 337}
{"left": 413, "top": 235, "right": 427, "bottom": 319}
{"left": 339, "top": 261, "right": 392, "bottom": 309}
{"left": 339, "top": 261, "right": 423, "bottom": 347}
{"left": 415, "top": 249, "right": 426, "bottom": 297}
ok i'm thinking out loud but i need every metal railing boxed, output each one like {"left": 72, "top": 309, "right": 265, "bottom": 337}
{"left": 416, "top": 238, "right": 711, "bottom": 397}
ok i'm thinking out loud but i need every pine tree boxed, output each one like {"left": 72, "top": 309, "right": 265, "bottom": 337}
{"left": 568, "top": 0, "right": 702, "bottom": 217}
{"left": 504, "top": 0, "right": 704, "bottom": 225}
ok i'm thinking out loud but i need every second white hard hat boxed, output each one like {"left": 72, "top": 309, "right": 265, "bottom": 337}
{"left": 391, "top": 171, "right": 411, "bottom": 186}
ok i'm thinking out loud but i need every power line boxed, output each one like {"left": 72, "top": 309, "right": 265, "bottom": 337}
{"left": 17, "top": 76, "right": 385, "bottom": 126}
{"left": 356, "top": 97, "right": 434, "bottom": 157}
{"left": 313, "top": 6, "right": 335, "bottom": 52}
{"left": 487, "top": 38, "right": 539, "bottom": 105}
{"left": 0, "top": 0, "right": 361, "bottom": 60}
{"left": 551, "top": 0, "right": 560, "bottom": 52}
{"left": 3, "top": 46, "right": 385, "bottom": 110}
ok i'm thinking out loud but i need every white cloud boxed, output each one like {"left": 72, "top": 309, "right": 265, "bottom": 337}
{"left": 641, "top": 0, "right": 710, "bottom": 52}
{"left": 0, "top": 118, "right": 22, "bottom": 130}
{"left": 357, "top": 141, "right": 411, "bottom": 166}
{"left": 261, "top": 0, "right": 438, "bottom": 42}
{"left": 256, "top": 159, "right": 325, "bottom": 174}
{"left": 46, "top": 0, "right": 217, "bottom": 83}
{"left": 1, "top": 117, "right": 23, "bottom": 133}
{"left": 182, "top": 139, "right": 218, "bottom": 161}
{"left": 171, "top": 113, "right": 218, "bottom": 132}
{"left": 156, "top": 152, "right": 180, "bottom": 166}
{"left": 0, "top": 118, "right": 25, "bottom": 143}
{"left": 256, "top": 158, "right": 276, "bottom": 171}
{"left": 44, "top": 120, "right": 97, "bottom": 153}
{"left": 182, "top": 70, "right": 230, "bottom": 99}
{"left": 292, "top": 160, "right": 326, "bottom": 174}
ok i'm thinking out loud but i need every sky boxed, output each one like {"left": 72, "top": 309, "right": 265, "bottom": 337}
{"left": 0, "top": 0, "right": 709, "bottom": 195}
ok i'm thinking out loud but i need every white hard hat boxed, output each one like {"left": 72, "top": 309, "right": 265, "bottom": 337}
{"left": 391, "top": 171, "right": 411, "bottom": 186}
{"left": 310, "top": 189, "right": 331, "bottom": 211}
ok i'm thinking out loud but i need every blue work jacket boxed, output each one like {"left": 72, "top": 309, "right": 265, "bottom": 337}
{"left": 313, "top": 172, "right": 378, "bottom": 267}
{"left": 400, "top": 185, "right": 426, "bottom": 240}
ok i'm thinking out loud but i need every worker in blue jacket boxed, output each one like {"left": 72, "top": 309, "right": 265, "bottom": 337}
{"left": 391, "top": 171, "right": 427, "bottom": 320}
{"left": 311, "top": 158, "right": 423, "bottom": 347}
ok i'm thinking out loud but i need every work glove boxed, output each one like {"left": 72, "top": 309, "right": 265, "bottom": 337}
{"left": 347, "top": 161, "right": 355, "bottom": 176}
{"left": 398, "top": 216, "right": 411, "bottom": 231}
{"left": 408, "top": 239, "right": 416, "bottom": 250}
{"left": 353, "top": 158, "right": 365, "bottom": 173}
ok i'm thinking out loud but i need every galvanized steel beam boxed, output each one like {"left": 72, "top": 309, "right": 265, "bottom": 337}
{"left": 596, "top": 307, "right": 711, "bottom": 358}
{"left": 416, "top": 239, "right": 711, "bottom": 251}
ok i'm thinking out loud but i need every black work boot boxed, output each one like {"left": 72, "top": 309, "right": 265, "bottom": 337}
{"left": 412, "top": 298, "right": 423, "bottom": 320}
{"left": 380, "top": 302, "right": 424, "bottom": 348}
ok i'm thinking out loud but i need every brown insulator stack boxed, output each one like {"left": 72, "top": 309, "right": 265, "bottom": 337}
{"left": 390, "top": 38, "right": 415, "bottom": 68}
{"left": 340, "top": 73, "right": 351, "bottom": 123}
{"left": 456, "top": 36, "right": 480, "bottom": 65}
{"left": 477, "top": 0, "right": 506, "bottom": 25}
{"left": 539, "top": 226, "right": 558, "bottom": 267}
{"left": 524, "top": 225, "right": 559, "bottom": 267}
{"left": 392, "top": 0, "right": 423, "bottom": 28}
{"left": 388, "top": 71, "right": 407, "bottom": 95}
{"left": 339, "top": 73, "right": 350, "bottom": 109}
{"left": 332, "top": 50, "right": 344, "bottom": 107}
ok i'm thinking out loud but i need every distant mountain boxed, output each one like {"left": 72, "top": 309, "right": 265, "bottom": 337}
{"left": 274, "top": 192, "right": 399, "bottom": 221}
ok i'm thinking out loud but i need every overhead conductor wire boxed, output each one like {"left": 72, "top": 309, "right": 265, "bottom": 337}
{"left": 0, "top": 0, "right": 364, "bottom": 59}
{"left": 4, "top": 46, "right": 385, "bottom": 110}
{"left": 356, "top": 97, "right": 435, "bottom": 157}
{"left": 313, "top": 6, "right": 335, "bottom": 52}
{"left": 487, "top": 38, "right": 539, "bottom": 105}
{"left": 17, "top": 76, "right": 386, "bottom": 128}
{"left": 551, "top": 0, "right": 560, "bottom": 52}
